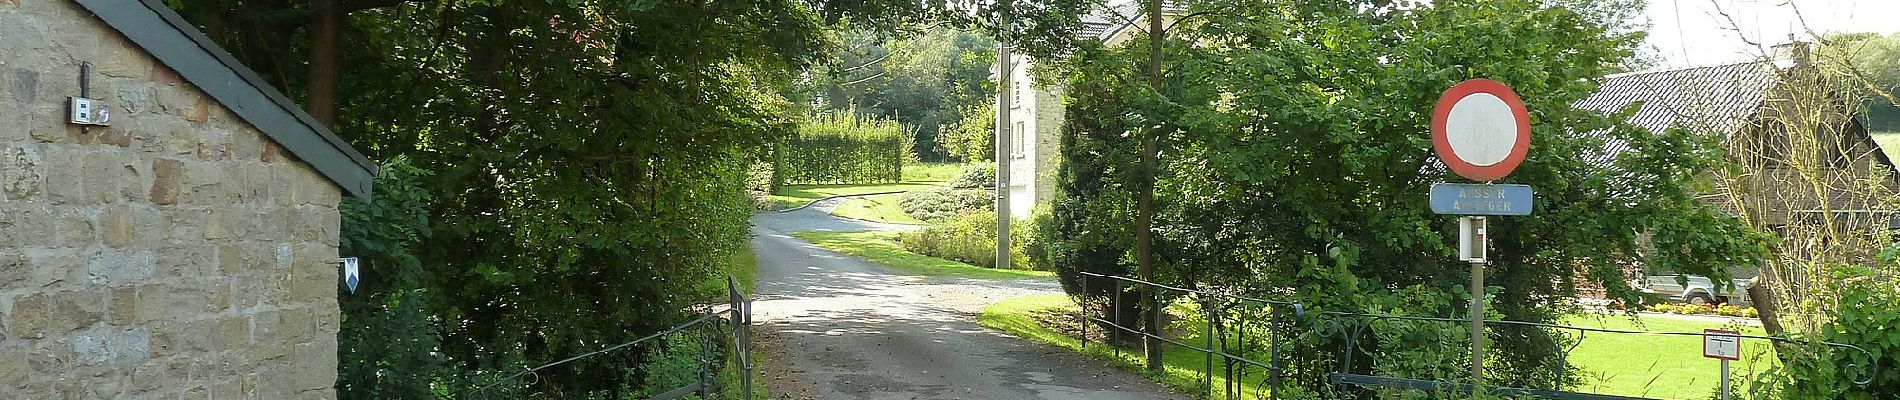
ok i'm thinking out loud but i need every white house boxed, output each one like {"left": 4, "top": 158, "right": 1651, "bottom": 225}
{"left": 998, "top": 0, "right": 1160, "bottom": 219}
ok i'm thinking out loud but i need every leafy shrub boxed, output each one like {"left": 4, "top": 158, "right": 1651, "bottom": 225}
{"left": 1750, "top": 267, "right": 1900, "bottom": 399}
{"left": 948, "top": 163, "right": 995, "bottom": 188}
{"left": 898, "top": 187, "right": 993, "bottom": 221}
{"left": 898, "top": 211, "right": 1039, "bottom": 270}
{"left": 775, "top": 109, "right": 908, "bottom": 185}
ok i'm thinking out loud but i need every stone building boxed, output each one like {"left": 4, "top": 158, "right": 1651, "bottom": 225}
{"left": 998, "top": 0, "right": 1177, "bottom": 219}
{"left": 0, "top": 0, "right": 375, "bottom": 397}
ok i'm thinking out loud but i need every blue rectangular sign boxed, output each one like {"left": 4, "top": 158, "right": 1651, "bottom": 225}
{"left": 1430, "top": 183, "right": 1533, "bottom": 216}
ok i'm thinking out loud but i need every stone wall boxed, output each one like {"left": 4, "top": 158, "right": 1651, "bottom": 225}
{"left": 0, "top": 1, "right": 343, "bottom": 398}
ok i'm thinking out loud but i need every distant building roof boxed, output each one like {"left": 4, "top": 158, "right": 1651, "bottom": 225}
{"left": 1571, "top": 62, "right": 1781, "bottom": 167}
{"left": 1077, "top": 1, "right": 1185, "bottom": 41}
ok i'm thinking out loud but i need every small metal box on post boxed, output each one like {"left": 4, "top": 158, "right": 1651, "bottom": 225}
{"left": 1427, "top": 78, "right": 1534, "bottom": 389}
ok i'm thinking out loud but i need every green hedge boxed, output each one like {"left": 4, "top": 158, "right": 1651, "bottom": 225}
{"left": 775, "top": 110, "right": 906, "bottom": 185}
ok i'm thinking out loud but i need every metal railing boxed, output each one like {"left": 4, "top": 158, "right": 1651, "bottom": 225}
{"left": 467, "top": 276, "right": 754, "bottom": 399}
{"left": 1073, "top": 272, "right": 1879, "bottom": 400}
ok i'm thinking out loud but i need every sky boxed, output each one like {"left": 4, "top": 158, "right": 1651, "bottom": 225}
{"left": 1643, "top": 0, "right": 1900, "bottom": 68}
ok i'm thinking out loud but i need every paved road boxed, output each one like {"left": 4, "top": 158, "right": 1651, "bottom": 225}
{"left": 749, "top": 203, "right": 1185, "bottom": 400}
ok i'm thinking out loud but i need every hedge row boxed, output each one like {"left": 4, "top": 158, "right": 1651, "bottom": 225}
{"left": 774, "top": 111, "right": 906, "bottom": 185}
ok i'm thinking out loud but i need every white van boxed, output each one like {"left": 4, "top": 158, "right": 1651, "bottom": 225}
{"left": 1642, "top": 275, "right": 1755, "bottom": 306}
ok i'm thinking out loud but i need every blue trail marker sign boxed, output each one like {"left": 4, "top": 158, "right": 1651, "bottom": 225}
{"left": 1430, "top": 183, "right": 1532, "bottom": 216}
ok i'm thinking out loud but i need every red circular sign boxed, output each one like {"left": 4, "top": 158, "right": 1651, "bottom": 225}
{"left": 1431, "top": 78, "right": 1530, "bottom": 182}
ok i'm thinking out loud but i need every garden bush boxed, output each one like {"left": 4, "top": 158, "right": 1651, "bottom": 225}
{"left": 898, "top": 211, "right": 1039, "bottom": 270}
{"left": 774, "top": 109, "right": 908, "bottom": 185}
{"left": 948, "top": 163, "right": 995, "bottom": 188}
{"left": 898, "top": 187, "right": 993, "bottom": 221}
{"left": 1748, "top": 267, "right": 1900, "bottom": 399}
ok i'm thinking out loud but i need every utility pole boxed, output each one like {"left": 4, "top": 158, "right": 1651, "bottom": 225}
{"left": 1138, "top": 0, "right": 1164, "bottom": 373}
{"left": 994, "top": 3, "right": 1013, "bottom": 270}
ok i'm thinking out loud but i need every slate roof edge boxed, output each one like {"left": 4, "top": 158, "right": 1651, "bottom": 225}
{"left": 75, "top": 0, "right": 376, "bottom": 200}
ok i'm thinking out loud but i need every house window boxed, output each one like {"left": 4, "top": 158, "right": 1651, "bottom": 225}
{"left": 1012, "top": 81, "right": 1024, "bottom": 108}
{"left": 1014, "top": 122, "right": 1026, "bottom": 158}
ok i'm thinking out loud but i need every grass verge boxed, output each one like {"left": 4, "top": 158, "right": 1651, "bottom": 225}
{"left": 903, "top": 162, "right": 962, "bottom": 183}
{"left": 789, "top": 230, "right": 1053, "bottom": 279}
{"left": 827, "top": 193, "right": 923, "bottom": 224}
{"left": 982, "top": 294, "right": 1780, "bottom": 400}
{"left": 979, "top": 294, "right": 1238, "bottom": 397}
{"left": 766, "top": 182, "right": 944, "bottom": 211}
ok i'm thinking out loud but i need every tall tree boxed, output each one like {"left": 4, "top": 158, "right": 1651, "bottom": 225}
{"left": 1049, "top": 0, "right": 1767, "bottom": 391}
{"left": 164, "top": 0, "right": 1098, "bottom": 395}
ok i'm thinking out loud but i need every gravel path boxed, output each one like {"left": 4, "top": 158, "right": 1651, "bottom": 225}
{"left": 748, "top": 205, "right": 1185, "bottom": 400}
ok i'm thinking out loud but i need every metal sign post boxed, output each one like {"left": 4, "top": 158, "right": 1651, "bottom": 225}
{"left": 1429, "top": 78, "right": 1533, "bottom": 389}
{"left": 1704, "top": 329, "right": 1741, "bottom": 400}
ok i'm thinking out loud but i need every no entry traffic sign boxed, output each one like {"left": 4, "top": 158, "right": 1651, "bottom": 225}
{"left": 1432, "top": 78, "right": 1531, "bottom": 182}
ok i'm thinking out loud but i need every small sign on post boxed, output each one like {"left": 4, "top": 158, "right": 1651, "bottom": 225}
{"left": 1705, "top": 329, "right": 1740, "bottom": 400}
{"left": 1431, "top": 183, "right": 1533, "bottom": 216}
{"left": 1703, "top": 329, "right": 1741, "bottom": 360}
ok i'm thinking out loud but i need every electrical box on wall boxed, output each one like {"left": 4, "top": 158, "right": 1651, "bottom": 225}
{"left": 70, "top": 97, "right": 110, "bottom": 126}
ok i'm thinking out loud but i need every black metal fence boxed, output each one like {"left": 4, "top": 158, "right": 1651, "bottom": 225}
{"left": 466, "top": 276, "right": 754, "bottom": 399}
{"left": 1074, "top": 272, "right": 1878, "bottom": 400}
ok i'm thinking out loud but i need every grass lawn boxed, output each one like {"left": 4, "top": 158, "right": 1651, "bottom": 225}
{"left": 789, "top": 230, "right": 1053, "bottom": 279}
{"left": 762, "top": 163, "right": 965, "bottom": 211}
{"left": 902, "top": 162, "right": 962, "bottom": 183}
{"left": 766, "top": 182, "right": 945, "bottom": 211}
{"left": 827, "top": 192, "right": 924, "bottom": 224}
{"left": 1560, "top": 314, "right": 1772, "bottom": 399}
{"left": 980, "top": 294, "right": 1255, "bottom": 397}
{"left": 981, "top": 294, "right": 1779, "bottom": 400}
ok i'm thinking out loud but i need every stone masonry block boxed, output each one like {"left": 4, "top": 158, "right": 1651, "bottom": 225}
{"left": 0, "top": 207, "right": 54, "bottom": 247}
{"left": 9, "top": 290, "right": 104, "bottom": 339}
{"left": 0, "top": 144, "right": 45, "bottom": 201}
{"left": 108, "top": 285, "right": 135, "bottom": 325}
{"left": 288, "top": 341, "right": 338, "bottom": 391}
{"left": 0, "top": 343, "right": 25, "bottom": 389}
{"left": 178, "top": 160, "right": 226, "bottom": 205}
{"left": 114, "top": 152, "right": 144, "bottom": 201}
{"left": 71, "top": 327, "right": 150, "bottom": 366}
{"left": 21, "top": 249, "right": 85, "bottom": 290}
{"left": 86, "top": 248, "right": 155, "bottom": 284}
{"left": 149, "top": 157, "right": 181, "bottom": 204}
{"left": 8, "top": 69, "right": 38, "bottom": 105}
{"left": 150, "top": 316, "right": 243, "bottom": 357}
{"left": 154, "top": 244, "right": 215, "bottom": 278}
{"left": 97, "top": 44, "right": 151, "bottom": 79}
{"left": 82, "top": 150, "right": 125, "bottom": 203}
{"left": 52, "top": 208, "right": 93, "bottom": 245}
{"left": 100, "top": 204, "right": 132, "bottom": 247}
{"left": 0, "top": 101, "right": 29, "bottom": 142}
{"left": 0, "top": 252, "right": 26, "bottom": 290}
{"left": 132, "top": 282, "right": 226, "bottom": 324}
{"left": 41, "top": 144, "right": 84, "bottom": 204}
{"left": 129, "top": 357, "right": 190, "bottom": 396}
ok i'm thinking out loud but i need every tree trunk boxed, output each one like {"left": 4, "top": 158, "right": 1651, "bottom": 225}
{"left": 1747, "top": 278, "right": 1785, "bottom": 335}
{"left": 1138, "top": 0, "right": 1164, "bottom": 374}
{"left": 307, "top": 0, "right": 344, "bottom": 128}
